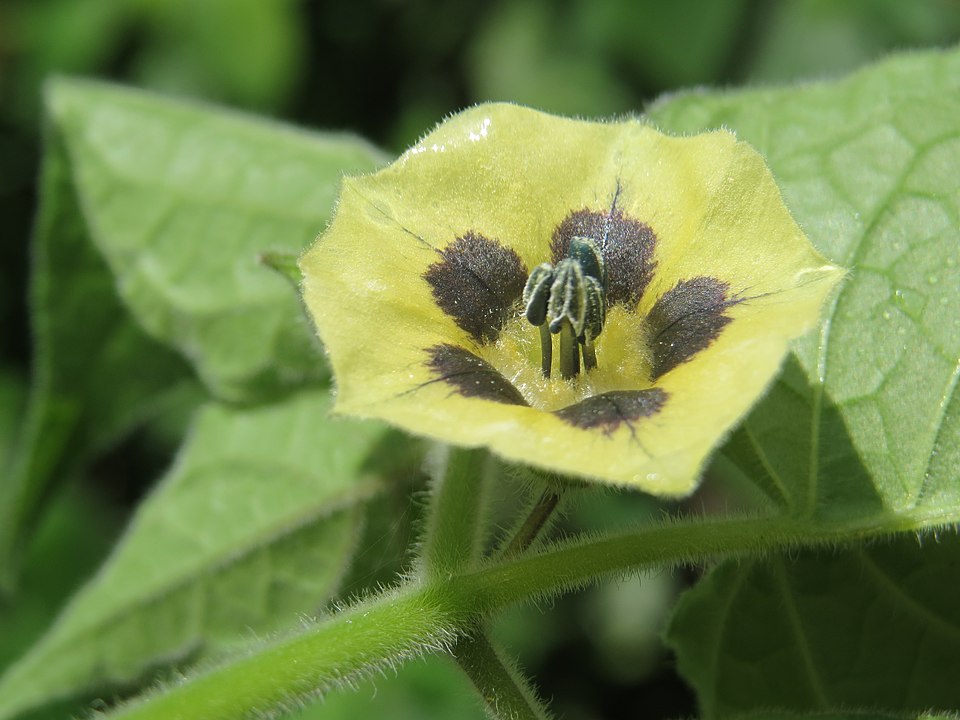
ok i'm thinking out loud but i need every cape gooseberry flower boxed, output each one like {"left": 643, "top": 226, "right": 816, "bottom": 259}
{"left": 300, "top": 104, "right": 842, "bottom": 495}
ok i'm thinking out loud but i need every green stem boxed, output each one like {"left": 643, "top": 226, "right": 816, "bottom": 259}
{"left": 99, "top": 510, "right": 955, "bottom": 720}
{"left": 500, "top": 487, "right": 563, "bottom": 558}
{"left": 102, "top": 585, "right": 465, "bottom": 720}
{"left": 454, "top": 628, "right": 554, "bottom": 720}
{"left": 256, "top": 251, "right": 302, "bottom": 287}
{"left": 417, "top": 447, "right": 491, "bottom": 578}
{"left": 455, "top": 513, "right": 919, "bottom": 609}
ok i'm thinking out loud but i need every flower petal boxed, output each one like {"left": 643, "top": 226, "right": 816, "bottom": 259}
{"left": 300, "top": 103, "right": 843, "bottom": 494}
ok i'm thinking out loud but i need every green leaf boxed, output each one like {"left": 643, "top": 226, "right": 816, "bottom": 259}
{"left": 668, "top": 536, "right": 960, "bottom": 718}
{"left": 0, "top": 127, "right": 197, "bottom": 591}
{"left": 649, "top": 46, "right": 960, "bottom": 525}
{"left": 45, "top": 78, "right": 388, "bottom": 403}
{"left": 0, "top": 484, "right": 120, "bottom": 676}
{"left": 0, "top": 389, "right": 398, "bottom": 720}
{"left": 0, "top": 79, "right": 389, "bottom": 587}
{"left": 651, "top": 46, "right": 960, "bottom": 720}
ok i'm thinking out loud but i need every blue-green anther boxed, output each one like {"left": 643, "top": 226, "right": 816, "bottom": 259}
{"left": 568, "top": 236, "right": 606, "bottom": 288}
{"left": 580, "top": 275, "right": 605, "bottom": 371}
{"left": 547, "top": 259, "right": 587, "bottom": 336}
{"left": 523, "top": 263, "right": 555, "bottom": 326}
{"left": 580, "top": 276, "right": 605, "bottom": 343}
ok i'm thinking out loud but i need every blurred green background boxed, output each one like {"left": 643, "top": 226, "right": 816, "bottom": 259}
{"left": 2, "top": 1, "right": 959, "bottom": 718}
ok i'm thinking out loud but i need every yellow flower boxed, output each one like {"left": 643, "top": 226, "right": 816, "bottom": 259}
{"left": 300, "top": 104, "right": 841, "bottom": 495}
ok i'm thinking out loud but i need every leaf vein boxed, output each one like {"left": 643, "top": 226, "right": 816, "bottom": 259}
{"left": 771, "top": 560, "right": 831, "bottom": 708}
{"left": 859, "top": 548, "right": 960, "bottom": 642}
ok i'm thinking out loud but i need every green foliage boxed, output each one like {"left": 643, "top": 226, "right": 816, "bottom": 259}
{"left": 650, "top": 47, "right": 960, "bottom": 524}
{"left": 0, "top": 119, "right": 197, "bottom": 590}
{"left": 44, "top": 79, "right": 386, "bottom": 403}
{"left": 1, "top": 35, "right": 959, "bottom": 720}
{"left": 0, "top": 79, "right": 387, "bottom": 588}
{"left": 6, "top": 0, "right": 305, "bottom": 123}
{"left": 0, "top": 390, "right": 403, "bottom": 719}
{"left": 648, "top": 47, "right": 960, "bottom": 718}
{"left": 669, "top": 537, "right": 960, "bottom": 718}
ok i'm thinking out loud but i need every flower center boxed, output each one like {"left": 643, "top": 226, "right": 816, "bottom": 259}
{"left": 477, "top": 306, "right": 653, "bottom": 412}
{"left": 522, "top": 236, "right": 607, "bottom": 379}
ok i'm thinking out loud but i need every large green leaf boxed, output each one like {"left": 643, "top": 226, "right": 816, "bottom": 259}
{"left": 45, "top": 78, "right": 387, "bottom": 402}
{"left": 0, "top": 389, "right": 400, "bottom": 720}
{"left": 651, "top": 47, "right": 960, "bottom": 720}
{"left": 0, "top": 128, "right": 196, "bottom": 591}
{"left": 0, "top": 80, "right": 388, "bottom": 588}
{"left": 668, "top": 537, "right": 960, "bottom": 718}
{"left": 650, "top": 46, "right": 960, "bottom": 525}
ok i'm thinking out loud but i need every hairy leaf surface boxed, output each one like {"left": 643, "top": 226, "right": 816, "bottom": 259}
{"left": 0, "top": 391, "right": 393, "bottom": 720}
{"left": 653, "top": 47, "right": 960, "bottom": 720}
{"left": 0, "top": 80, "right": 386, "bottom": 586}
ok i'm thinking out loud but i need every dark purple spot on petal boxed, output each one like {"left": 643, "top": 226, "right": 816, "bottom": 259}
{"left": 647, "top": 277, "right": 739, "bottom": 380}
{"left": 552, "top": 208, "right": 656, "bottom": 308}
{"left": 427, "top": 344, "right": 528, "bottom": 406}
{"left": 424, "top": 232, "right": 527, "bottom": 344}
{"left": 554, "top": 389, "right": 667, "bottom": 434}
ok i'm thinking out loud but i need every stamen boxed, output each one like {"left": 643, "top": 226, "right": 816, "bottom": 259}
{"left": 547, "top": 259, "right": 587, "bottom": 336}
{"left": 523, "top": 263, "right": 556, "bottom": 377}
{"left": 558, "top": 319, "right": 580, "bottom": 379}
{"left": 582, "top": 339, "right": 597, "bottom": 371}
{"left": 523, "top": 263, "right": 554, "bottom": 326}
{"left": 579, "top": 274, "right": 605, "bottom": 373}
{"left": 522, "top": 237, "right": 607, "bottom": 380}
{"left": 568, "top": 236, "right": 607, "bottom": 288}
{"left": 538, "top": 322, "right": 552, "bottom": 378}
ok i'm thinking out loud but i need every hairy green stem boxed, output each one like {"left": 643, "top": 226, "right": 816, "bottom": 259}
{"left": 500, "top": 487, "right": 563, "bottom": 558}
{"left": 104, "top": 585, "right": 464, "bottom": 720}
{"left": 454, "top": 474, "right": 562, "bottom": 717}
{"left": 420, "top": 449, "right": 557, "bottom": 715}
{"left": 454, "top": 629, "right": 554, "bottom": 720}
{"left": 456, "top": 513, "right": 929, "bottom": 609}
{"left": 100, "top": 510, "right": 953, "bottom": 720}
{"left": 418, "top": 447, "right": 490, "bottom": 578}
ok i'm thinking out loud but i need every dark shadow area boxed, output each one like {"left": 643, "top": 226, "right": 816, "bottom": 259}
{"left": 704, "top": 353, "right": 886, "bottom": 522}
